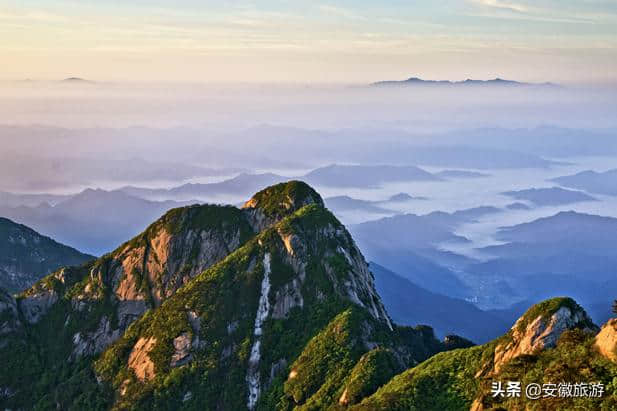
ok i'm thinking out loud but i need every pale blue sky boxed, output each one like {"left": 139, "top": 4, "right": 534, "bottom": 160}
{"left": 1, "top": 0, "right": 616, "bottom": 83}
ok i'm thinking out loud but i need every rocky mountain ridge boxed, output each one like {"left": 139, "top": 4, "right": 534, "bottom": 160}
{"left": 0, "top": 217, "right": 94, "bottom": 293}
{"left": 0, "top": 181, "right": 453, "bottom": 409}
{"left": 1, "top": 182, "right": 616, "bottom": 410}
{"left": 353, "top": 297, "right": 617, "bottom": 410}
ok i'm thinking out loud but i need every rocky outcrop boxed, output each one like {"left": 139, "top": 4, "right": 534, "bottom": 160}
{"left": 0, "top": 288, "right": 20, "bottom": 340}
{"left": 71, "top": 316, "right": 121, "bottom": 359}
{"left": 128, "top": 337, "right": 157, "bottom": 382}
{"left": 492, "top": 298, "right": 596, "bottom": 373}
{"left": 443, "top": 335, "right": 474, "bottom": 350}
{"left": 336, "top": 244, "right": 392, "bottom": 329}
{"left": 271, "top": 232, "right": 306, "bottom": 319}
{"left": 170, "top": 332, "right": 193, "bottom": 367}
{"left": 67, "top": 205, "right": 252, "bottom": 360}
{"left": 594, "top": 319, "right": 617, "bottom": 362}
{"left": 108, "top": 214, "right": 246, "bottom": 311}
{"left": 18, "top": 289, "right": 58, "bottom": 324}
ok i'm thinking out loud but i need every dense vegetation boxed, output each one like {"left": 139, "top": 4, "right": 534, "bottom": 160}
{"left": 353, "top": 344, "right": 487, "bottom": 410}
{"left": 354, "top": 298, "right": 617, "bottom": 410}
{"left": 2, "top": 183, "right": 616, "bottom": 411}
{"left": 93, "top": 202, "right": 445, "bottom": 410}
{"left": 247, "top": 181, "right": 324, "bottom": 220}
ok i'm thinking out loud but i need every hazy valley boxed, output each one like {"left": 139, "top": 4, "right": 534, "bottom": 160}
{"left": 1, "top": 79, "right": 617, "bottom": 410}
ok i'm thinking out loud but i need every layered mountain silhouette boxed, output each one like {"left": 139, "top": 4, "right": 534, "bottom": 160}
{"left": 0, "top": 217, "right": 93, "bottom": 292}
{"left": 0, "top": 189, "right": 195, "bottom": 256}
{"left": 371, "top": 263, "right": 508, "bottom": 343}
{"left": 372, "top": 77, "right": 557, "bottom": 88}
{"left": 502, "top": 187, "right": 596, "bottom": 206}
{"left": 323, "top": 193, "right": 425, "bottom": 221}
{"left": 468, "top": 211, "right": 617, "bottom": 314}
{"left": 349, "top": 207, "right": 502, "bottom": 297}
{"left": 1, "top": 182, "right": 616, "bottom": 410}
{"left": 553, "top": 169, "right": 617, "bottom": 196}
{"left": 120, "top": 165, "right": 441, "bottom": 201}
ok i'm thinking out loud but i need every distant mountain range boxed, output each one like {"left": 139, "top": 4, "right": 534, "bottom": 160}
{"left": 434, "top": 170, "right": 491, "bottom": 179}
{"left": 0, "top": 217, "right": 93, "bottom": 292}
{"left": 469, "top": 211, "right": 617, "bottom": 308}
{"left": 120, "top": 172, "right": 285, "bottom": 202}
{"left": 62, "top": 77, "right": 91, "bottom": 83}
{"left": 0, "top": 164, "right": 493, "bottom": 255}
{"left": 119, "top": 165, "right": 443, "bottom": 202}
{"left": 0, "top": 189, "right": 195, "bottom": 256}
{"left": 371, "top": 263, "right": 508, "bottom": 343}
{"left": 0, "top": 152, "right": 244, "bottom": 193}
{"left": 552, "top": 169, "right": 617, "bottom": 196}
{"left": 324, "top": 193, "right": 425, "bottom": 223}
{"left": 349, "top": 206, "right": 502, "bottom": 298}
{"left": 325, "top": 196, "right": 394, "bottom": 216}
{"left": 372, "top": 77, "right": 558, "bottom": 88}
{"left": 501, "top": 187, "right": 597, "bottom": 206}
{"left": 0, "top": 191, "right": 70, "bottom": 208}
{"left": 303, "top": 164, "right": 440, "bottom": 188}
{"left": 432, "top": 126, "right": 617, "bottom": 158}
{"left": 506, "top": 202, "right": 531, "bottom": 210}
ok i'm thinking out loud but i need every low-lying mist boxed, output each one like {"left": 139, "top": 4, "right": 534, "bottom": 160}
{"left": 0, "top": 80, "right": 616, "bottom": 193}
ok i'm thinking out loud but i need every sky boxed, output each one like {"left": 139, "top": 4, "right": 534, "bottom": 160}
{"left": 1, "top": 0, "right": 616, "bottom": 83}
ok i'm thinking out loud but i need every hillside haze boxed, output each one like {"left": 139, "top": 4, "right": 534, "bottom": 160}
{"left": 0, "top": 217, "right": 93, "bottom": 292}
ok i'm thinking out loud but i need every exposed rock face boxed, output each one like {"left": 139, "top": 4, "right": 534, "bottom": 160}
{"left": 271, "top": 232, "right": 305, "bottom": 320}
{"left": 594, "top": 319, "right": 617, "bottom": 362}
{"left": 64, "top": 205, "right": 252, "bottom": 360}
{"left": 128, "top": 337, "right": 157, "bottom": 382}
{"left": 18, "top": 290, "right": 58, "bottom": 324}
{"left": 492, "top": 299, "right": 596, "bottom": 373}
{"left": 443, "top": 334, "right": 474, "bottom": 350}
{"left": 269, "top": 213, "right": 391, "bottom": 327}
{"left": 470, "top": 397, "right": 484, "bottom": 411}
{"left": 108, "top": 209, "right": 247, "bottom": 310}
{"left": 339, "top": 388, "right": 350, "bottom": 406}
{"left": 335, "top": 244, "right": 392, "bottom": 329}
{"left": 71, "top": 316, "right": 121, "bottom": 359}
{"left": 170, "top": 332, "right": 193, "bottom": 367}
{"left": 0, "top": 288, "right": 20, "bottom": 339}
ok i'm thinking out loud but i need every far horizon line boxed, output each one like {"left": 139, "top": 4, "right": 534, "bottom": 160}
{"left": 2, "top": 76, "right": 617, "bottom": 90}
{"left": 0, "top": 76, "right": 598, "bottom": 85}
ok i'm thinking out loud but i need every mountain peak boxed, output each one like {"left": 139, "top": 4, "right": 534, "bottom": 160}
{"left": 2, "top": 181, "right": 448, "bottom": 409}
{"left": 242, "top": 181, "right": 324, "bottom": 231}
{"left": 243, "top": 181, "right": 323, "bottom": 212}
{"left": 492, "top": 297, "right": 596, "bottom": 373}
